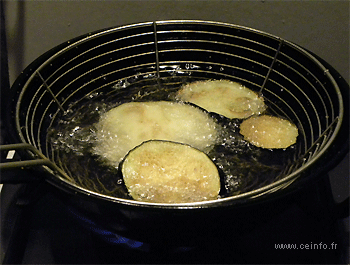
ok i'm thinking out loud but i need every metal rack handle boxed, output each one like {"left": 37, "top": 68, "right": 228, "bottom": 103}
{"left": 0, "top": 143, "right": 69, "bottom": 183}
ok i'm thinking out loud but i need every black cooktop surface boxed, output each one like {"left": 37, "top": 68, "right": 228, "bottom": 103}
{"left": 1, "top": 178, "right": 348, "bottom": 264}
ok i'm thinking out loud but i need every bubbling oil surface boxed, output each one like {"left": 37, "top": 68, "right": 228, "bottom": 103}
{"left": 48, "top": 77, "right": 297, "bottom": 201}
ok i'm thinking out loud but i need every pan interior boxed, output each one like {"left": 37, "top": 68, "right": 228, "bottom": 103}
{"left": 13, "top": 21, "right": 343, "bottom": 206}
{"left": 47, "top": 76, "right": 297, "bottom": 200}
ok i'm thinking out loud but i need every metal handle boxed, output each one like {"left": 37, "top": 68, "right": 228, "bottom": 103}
{"left": 0, "top": 143, "right": 52, "bottom": 169}
{"left": 0, "top": 143, "right": 70, "bottom": 183}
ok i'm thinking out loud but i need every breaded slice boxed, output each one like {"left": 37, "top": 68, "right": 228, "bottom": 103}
{"left": 121, "top": 140, "right": 220, "bottom": 203}
{"left": 240, "top": 115, "right": 298, "bottom": 149}
{"left": 93, "top": 101, "right": 219, "bottom": 166}
{"left": 176, "top": 80, "right": 266, "bottom": 119}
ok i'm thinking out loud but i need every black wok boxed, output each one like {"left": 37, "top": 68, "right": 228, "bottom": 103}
{"left": 1, "top": 21, "right": 348, "bottom": 245}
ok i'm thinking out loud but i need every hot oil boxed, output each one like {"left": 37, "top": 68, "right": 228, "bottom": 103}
{"left": 48, "top": 77, "right": 297, "bottom": 200}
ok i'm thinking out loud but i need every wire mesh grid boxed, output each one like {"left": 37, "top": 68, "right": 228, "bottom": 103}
{"left": 7, "top": 20, "right": 343, "bottom": 205}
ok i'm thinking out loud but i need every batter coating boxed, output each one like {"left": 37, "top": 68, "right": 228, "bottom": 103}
{"left": 240, "top": 115, "right": 298, "bottom": 149}
{"left": 93, "top": 101, "right": 219, "bottom": 166}
{"left": 121, "top": 140, "right": 221, "bottom": 203}
{"left": 176, "top": 80, "right": 266, "bottom": 119}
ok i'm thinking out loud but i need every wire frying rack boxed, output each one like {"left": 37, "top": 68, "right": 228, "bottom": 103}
{"left": 0, "top": 20, "right": 344, "bottom": 206}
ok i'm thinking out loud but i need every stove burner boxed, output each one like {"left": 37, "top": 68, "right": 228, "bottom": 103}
{"left": 67, "top": 205, "right": 195, "bottom": 254}
{"left": 67, "top": 206, "right": 150, "bottom": 251}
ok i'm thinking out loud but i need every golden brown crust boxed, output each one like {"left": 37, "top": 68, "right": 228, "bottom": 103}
{"left": 240, "top": 115, "right": 298, "bottom": 149}
{"left": 122, "top": 140, "right": 220, "bottom": 203}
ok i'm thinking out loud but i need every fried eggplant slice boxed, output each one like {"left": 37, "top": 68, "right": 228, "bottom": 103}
{"left": 176, "top": 80, "right": 266, "bottom": 119}
{"left": 93, "top": 101, "right": 219, "bottom": 166}
{"left": 121, "top": 140, "right": 220, "bottom": 203}
{"left": 240, "top": 115, "right": 298, "bottom": 149}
